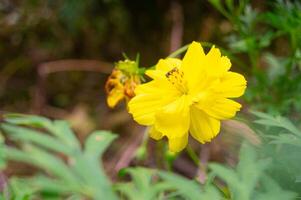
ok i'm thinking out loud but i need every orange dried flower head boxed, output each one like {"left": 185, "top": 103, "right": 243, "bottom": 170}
{"left": 105, "top": 59, "right": 141, "bottom": 108}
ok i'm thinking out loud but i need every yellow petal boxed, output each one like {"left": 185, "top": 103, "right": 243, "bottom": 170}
{"left": 128, "top": 80, "right": 179, "bottom": 125}
{"left": 190, "top": 106, "right": 220, "bottom": 143}
{"left": 205, "top": 46, "right": 231, "bottom": 77}
{"left": 107, "top": 86, "right": 124, "bottom": 108}
{"left": 157, "top": 58, "right": 182, "bottom": 71}
{"left": 149, "top": 126, "right": 163, "bottom": 140}
{"left": 146, "top": 58, "right": 182, "bottom": 80}
{"left": 168, "top": 133, "right": 188, "bottom": 152}
{"left": 181, "top": 41, "right": 206, "bottom": 89}
{"left": 197, "top": 98, "right": 242, "bottom": 120}
{"left": 155, "top": 95, "right": 191, "bottom": 138}
{"left": 217, "top": 72, "right": 247, "bottom": 98}
{"left": 189, "top": 75, "right": 219, "bottom": 98}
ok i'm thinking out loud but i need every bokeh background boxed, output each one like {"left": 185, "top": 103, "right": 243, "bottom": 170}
{"left": 0, "top": 0, "right": 255, "bottom": 116}
{"left": 1, "top": 0, "right": 301, "bottom": 190}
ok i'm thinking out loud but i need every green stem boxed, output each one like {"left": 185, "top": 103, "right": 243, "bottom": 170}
{"left": 167, "top": 42, "right": 214, "bottom": 58}
{"left": 186, "top": 146, "right": 200, "bottom": 166}
{"left": 167, "top": 44, "right": 189, "bottom": 58}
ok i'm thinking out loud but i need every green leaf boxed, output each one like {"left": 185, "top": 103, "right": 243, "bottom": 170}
{"left": 1, "top": 124, "right": 72, "bottom": 155}
{"left": 158, "top": 170, "right": 221, "bottom": 200}
{"left": 3, "top": 114, "right": 81, "bottom": 149}
{"left": 267, "top": 134, "right": 301, "bottom": 147}
{"left": 4, "top": 113, "right": 52, "bottom": 129}
{"left": 27, "top": 175, "right": 81, "bottom": 194}
{"left": 116, "top": 167, "right": 221, "bottom": 200}
{"left": 1, "top": 114, "right": 118, "bottom": 200}
{"left": 84, "top": 130, "right": 117, "bottom": 159}
{"left": 251, "top": 111, "right": 301, "bottom": 137}
{"left": 209, "top": 142, "right": 270, "bottom": 200}
{"left": 236, "top": 143, "right": 271, "bottom": 192}
{"left": 115, "top": 168, "right": 161, "bottom": 200}
{"left": 255, "top": 175, "right": 297, "bottom": 200}
{"left": 6, "top": 177, "right": 38, "bottom": 200}
{"left": 5, "top": 145, "right": 80, "bottom": 185}
{"left": 47, "top": 120, "right": 81, "bottom": 150}
{"left": 208, "top": 0, "right": 231, "bottom": 20}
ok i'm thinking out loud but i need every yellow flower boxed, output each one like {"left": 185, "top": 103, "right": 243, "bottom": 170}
{"left": 105, "top": 60, "right": 141, "bottom": 108}
{"left": 128, "top": 41, "right": 247, "bottom": 152}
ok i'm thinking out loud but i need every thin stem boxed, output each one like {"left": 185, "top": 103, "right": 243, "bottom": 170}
{"left": 167, "top": 41, "right": 215, "bottom": 58}
{"left": 186, "top": 146, "right": 200, "bottom": 166}
{"left": 167, "top": 44, "right": 189, "bottom": 58}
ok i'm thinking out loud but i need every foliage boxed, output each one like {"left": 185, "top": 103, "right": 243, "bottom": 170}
{"left": 1, "top": 114, "right": 222, "bottom": 200}
{"left": 1, "top": 113, "right": 300, "bottom": 200}
{"left": 251, "top": 111, "right": 301, "bottom": 193}
{"left": 209, "top": 0, "right": 301, "bottom": 115}
{"left": 252, "top": 111, "right": 301, "bottom": 147}
{"left": 115, "top": 167, "right": 221, "bottom": 200}
{"left": 210, "top": 142, "right": 296, "bottom": 200}
{"left": 264, "top": 0, "right": 301, "bottom": 52}
{"left": 0, "top": 114, "right": 118, "bottom": 199}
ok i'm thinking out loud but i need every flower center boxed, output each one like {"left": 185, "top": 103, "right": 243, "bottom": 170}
{"left": 165, "top": 67, "right": 188, "bottom": 94}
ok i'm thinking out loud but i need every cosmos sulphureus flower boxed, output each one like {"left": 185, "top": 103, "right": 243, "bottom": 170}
{"left": 128, "top": 41, "right": 247, "bottom": 152}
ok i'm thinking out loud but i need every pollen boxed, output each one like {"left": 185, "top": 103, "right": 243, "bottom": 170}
{"left": 165, "top": 67, "right": 188, "bottom": 94}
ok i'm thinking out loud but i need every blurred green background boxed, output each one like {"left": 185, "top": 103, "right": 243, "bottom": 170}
{"left": 0, "top": 0, "right": 232, "bottom": 135}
